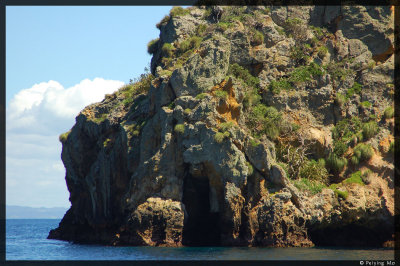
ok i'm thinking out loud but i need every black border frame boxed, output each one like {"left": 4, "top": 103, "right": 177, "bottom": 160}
{"left": 0, "top": 1, "right": 398, "bottom": 265}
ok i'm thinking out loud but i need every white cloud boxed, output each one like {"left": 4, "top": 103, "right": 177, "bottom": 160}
{"left": 6, "top": 78, "right": 124, "bottom": 208}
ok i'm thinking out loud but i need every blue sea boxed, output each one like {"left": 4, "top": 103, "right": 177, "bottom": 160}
{"left": 6, "top": 219, "right": 395, "bottom": 260}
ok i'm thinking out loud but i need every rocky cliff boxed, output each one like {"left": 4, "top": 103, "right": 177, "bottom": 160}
{"left": 48, "top": 5, "right": 396, "bottom": 247}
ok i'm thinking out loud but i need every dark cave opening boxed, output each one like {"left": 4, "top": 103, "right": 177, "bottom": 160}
{"left": 182, "top": 174, "right": 221, "bottom": 246}
{"left": 308, "top": 222, "right": 394, "bottom": 247}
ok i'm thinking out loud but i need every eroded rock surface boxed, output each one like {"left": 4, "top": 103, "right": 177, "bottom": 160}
{"left": 49, "top": 5, "right": 395, "bottom": 248}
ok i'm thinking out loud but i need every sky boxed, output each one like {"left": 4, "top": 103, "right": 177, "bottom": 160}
{"left": 6, "top": 6, "right": 173, "bottom": 208}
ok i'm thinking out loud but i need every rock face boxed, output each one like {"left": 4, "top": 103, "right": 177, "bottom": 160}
{"left": 48, "top": 6, "right": 395, "bottom": 247}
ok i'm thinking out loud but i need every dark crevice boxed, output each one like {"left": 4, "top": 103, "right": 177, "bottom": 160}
{"left": 182, "top": 168, "right": 221, "bottom": 246}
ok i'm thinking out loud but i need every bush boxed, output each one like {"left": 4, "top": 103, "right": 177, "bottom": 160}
{"left": 326, "top": 153, "right": 347, "bottom": 174}
{"left": 268, "top": 79, "right": 291, "bottom": 94}
{"left": 196, "top": 24, "right": 207, "bottom": 36}
{"left": 333, "top": 140, "right": 347, "bottom": 157}
{"left": 184, "top": 108, "right": 191, "bottom": 115}
{"left": 215, "top": 90, "right": 228, "bottom": 99}
{"left": 174, "top": 124, "right": 185, "bottom": 134}
{"left": 250, "top": 29, "right": 264, "bottom": 46}
{"left": 246, "top": 161, "right": 254, "bottom": 176}
{"left": 352, "top": 143, "right": 374, "bottom": 163}
{"left": 228, "top": 63, "right": 259, "bottom": 89}
{"left": 219, "top": 121, "right": 235, "bottom": 132}
{"left": 156, "top": 15, "right": 170, "bottom": 29}
{"left": 384, "top": 106, "right": 394, "bottom": 119}
{"left": 361, "top": 169, "right": 372, "bottom": 184}
{"left": 59, "top": 130, "right": 71, "bottom": 143}
{"left": 317, "top": 46, "right": 328, "bottom": 58}
{"left": 335, "top": 93, "right": 347, "bottom": 106}
{"left": 195, "top": 93, "right": 208, "bottom": 100}
{"left": 178, "top": 36, "right": 203, "bottom": 55}
{"left": 299, "top": 159, "right": 329, "bottom": 184}
{"left": 214, "top": 132, "right": 226, "bottom": 143}
{"left": 147, "top": 38, "right": 159, "bottom": 55}
{"left": 362, "top": 121, "right": 378, "bottom": 140}
{"left": 162, "top": 43, "right": 174, "bottom": 57}
{"left": 331, "top": 117, "right": 362, "bottom": 142}
{"left": 243, "top": 88, "right": 262, "bottom": 110}
{"left": 346, "top": 82, "right": 362, "bottom": 98}
{"left": 170, "top": 6, "right": 190, "bottom": 17}
{"left": 247, "top": 104, "right": 282, "bottom": 140}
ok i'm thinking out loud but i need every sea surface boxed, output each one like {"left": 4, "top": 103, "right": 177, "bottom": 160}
{"left": 6, "top": 219, "right": 395, "bottom": 260}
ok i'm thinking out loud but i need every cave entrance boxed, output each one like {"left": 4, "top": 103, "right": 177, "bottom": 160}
{"left": 182, "top": 174, "right": 221, "bottom": 246}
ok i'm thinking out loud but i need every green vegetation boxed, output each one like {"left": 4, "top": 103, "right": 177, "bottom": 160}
{"left": 103, "top": 138, "right": 112, "bottom": 148}
{"left": 167, "top": 101, "right": 175, "bottom": 110}
{"left": 333, "top": 140, "right": 347, "bottom": 157}
{"left": 195, "top": 24, "right": 207, "bottom": 36}
{"left": 219, "top": 121, "right": 235, "bottom": 132}
{"left": 360, "top": 101, "right": 372, "bottom": 108}
{"left": 156, "top": 15, "right": 170, "bottom": 29}
{"left": 59, "top": 130, "right": 71, "bottom": 143}
{"left": 361, "top": 169, "right": 372, "bottom": 183}
{"left": 174, "top": 124, "right": 185, "bottom": 134}
{"left": 246, "top": 161, "right": 254, "bottom": 176}
{"left": 195, "top": 93, "right": 208, "bottom": 100}
{"left": 93, "top": 113, "right": 108, "bottom": 124}
{"left": 250, "top": 29, "right": 264, "bottom": 46}
{"left": 335, "top": 93, "right": 348, "bottom": 106}
{"left": 246, "top": 104, "right": 282, "bottom": 140}
{"left": 184, "top": 108, "right": 192, "bottom": 115}
{"left": 352, "top": 143, "right": 374, "bottom": 164}
{"left": 249, "top": 138, "right": 260, "bottom": 147}
{"left": 335, "top": 189, "right": 349, "bottom": 199}
{"left": 293, "top": 178, "right": 326, "bottom": 195}
{"left": 214, "top": 132, "right": 226, "bottom": 143}
{"left": 178, "top": 36, "right": 202, "bottom": 55}
{"left": 331, "top": 117, "right": 362, "bottom": 143}
{"left": 228, "top": 63, "right": 260, "bottom": 89}
{"left": 299, "top": 159, "right": 329, "bottom": 184}
{"left": 147, "top": 38, "right": 159, "bottom": 55}
{"left": 317, "top": 45, "right": 328, "bottom": 58}
{"left": 324, "top": 60, "right": 355, "bottom": 81}
{"left": 243, "top": 88, "right": 262, "bottom": 110}
{"left": 215, "top": 90, "right": 228, "bottom": 99}
{"left": 269, "top": 63, "right": 325, "bottom": 94}
{"left": 326, "top": 153, "right": 347, "bottom": 174}
{"left": 121, "top": 70, "right": 154, "bottom": 107}
{"left": 162, "top": 43, "right": 174, "bottom": 57}
{"left": 362, "top": 121, "right": 378, "bottom": 140}
{"left": 310, "top": 25, "right": 325, "bottom": 40}
{"left": 170, "top": 6, "right": 190, "bottom": 17}
{"left": 344, "top": 171, "right": 364, "bottom": 185}
{"left": 384, "top": 106, "right": 394, "bottom": 119}
{"left": 346, "top": 82, "right": 362, "bottom": 98}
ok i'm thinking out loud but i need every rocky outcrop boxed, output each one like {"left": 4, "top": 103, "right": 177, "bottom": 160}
{"left": 49, "top": 5, "right": 395, "bottom": 248}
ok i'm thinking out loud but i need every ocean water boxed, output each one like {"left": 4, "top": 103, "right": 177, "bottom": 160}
{"left": 6, "top": 219, "right": 395, "bottom": 260}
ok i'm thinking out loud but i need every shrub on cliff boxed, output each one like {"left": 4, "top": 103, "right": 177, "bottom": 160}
{"left": 228, "top": 63, "right": 259, "bottom": 89}
{"left": 299, "top": 159, "right": 329, "bottom": 184}
{"left": 250, "top": 29, "right": 264, "bottom": 46}
{"left": 156, "top": 15, "right": 170, "bottom": 29}
{"left": 162, "top": 43, "right": 174, "bottom": 57}
{"left": 147, "top": 38, "right": 159, "bottom": 55}
{"left": 326, "top": 153, "right": 347, "bottom": 174}
{"left": 384, "top": 106, "right": 394, "bottom": 119}
{"left": 247, "top": 104, "right": 282, "bottom": 140}
{"left": 362, "top": 121, "right": 378, "bottom": 140}
{"left": 352, "top": 143, "right": 374, "bottom": 164}
{"left": 170, "top": 6, "right": 190, "bottom": 17}
{"left": 174, "top": 124, "right": 185, "bottom": 134}
{"left": 59, "top": 130, "right": 71, "bottom": 143}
